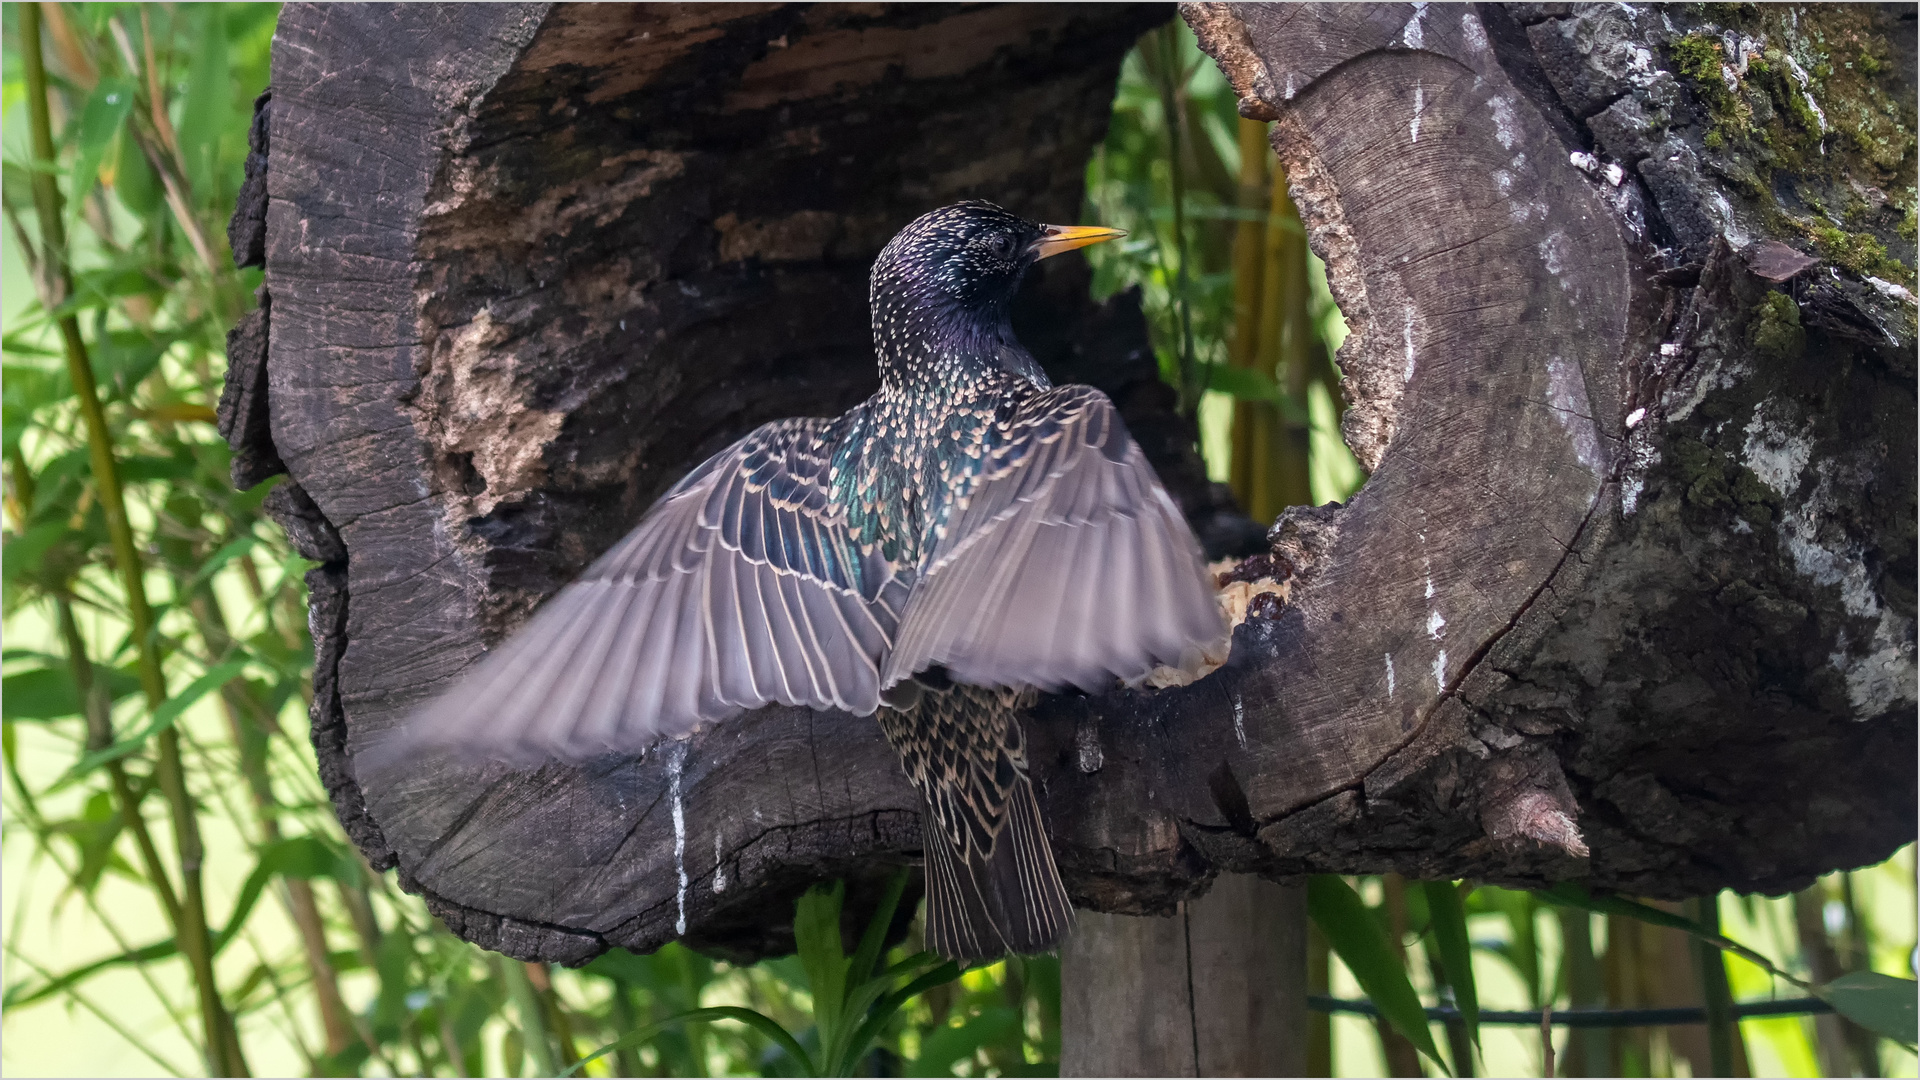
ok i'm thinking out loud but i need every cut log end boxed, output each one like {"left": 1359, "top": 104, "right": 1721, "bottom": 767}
{"left": 248, "top": 2, "right": 1914, "bottom": 963}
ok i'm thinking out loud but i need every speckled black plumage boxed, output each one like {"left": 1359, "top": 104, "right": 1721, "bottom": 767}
{"left": 385, "top": 202, "right": 1225, "bottom": 961}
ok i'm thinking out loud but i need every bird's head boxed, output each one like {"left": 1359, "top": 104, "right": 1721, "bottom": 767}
{"left": 870, "top": 201, "right": 1124, "bottom": 332}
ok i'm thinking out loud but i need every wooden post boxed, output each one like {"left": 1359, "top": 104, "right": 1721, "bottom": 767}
{"left": 1061, "top": 876, "right": 1307, "bottom": 1077}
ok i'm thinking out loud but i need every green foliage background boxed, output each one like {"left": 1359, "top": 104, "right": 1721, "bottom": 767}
{"left": 1, "top": 7, "right": 1912, "bottom": 1078}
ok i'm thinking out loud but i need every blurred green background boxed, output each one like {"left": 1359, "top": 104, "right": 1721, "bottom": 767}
{"left": 2, "top": 6, "right": 1913, "bottom": 1077}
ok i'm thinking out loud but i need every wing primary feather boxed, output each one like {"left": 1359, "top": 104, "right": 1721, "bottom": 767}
{"left": 776, "top": 571, "right": 833, "bottom": 705}
{"left": 664, "top": 549, "right": 714, "bottom": 725}
{"left": 536, "top": 582, "right": 638, "bottom": 751}
{"left": 733, "top": 554, "right": 783, "bottom": 702}
{"left": 573, "top": 576, "right": 665, "bottom": 749}
{"left": 624, "top": 568, "right": 690, "bottom": 740}
{"left": 755, "top": 562, "right": 810, "bottom": 703}
{"left": 474, "top": 589, "right": 607, "bottom": 756}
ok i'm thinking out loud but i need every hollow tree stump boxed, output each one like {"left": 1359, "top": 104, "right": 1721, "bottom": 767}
{"left": 227, "top": 1, "right": 1916, "bottom": 969}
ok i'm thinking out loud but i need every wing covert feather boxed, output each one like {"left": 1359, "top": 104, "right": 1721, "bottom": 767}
{"left": 884, "top": 388, "right": 1224, "bottom": 692}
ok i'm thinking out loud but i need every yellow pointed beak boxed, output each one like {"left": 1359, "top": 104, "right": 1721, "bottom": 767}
{"left": 1031, "top": 223, "right": 1126, "bottom": 260}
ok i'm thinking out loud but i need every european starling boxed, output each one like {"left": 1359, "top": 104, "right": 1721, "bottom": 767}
{"left": 382, "top": 201, "right": 1226, "bottom": 960}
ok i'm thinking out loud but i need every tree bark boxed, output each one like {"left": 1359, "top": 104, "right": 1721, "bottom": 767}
{"left": 228, "top": 2, "right": 1916, "bottom": 969}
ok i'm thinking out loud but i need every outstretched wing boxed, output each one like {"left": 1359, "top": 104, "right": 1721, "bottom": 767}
{"left": 392, "top": 417, "right": 909, "bottom": 764}
{"left": 881, "top": 386, "right": 1224, "bottom": 693}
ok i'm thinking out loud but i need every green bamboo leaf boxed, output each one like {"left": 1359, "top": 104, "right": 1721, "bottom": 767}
{"left": 106, "top": 129, "right": 163, "bottom": 216}
{"left": 840, "top": 959, "right": 963, "bottom": 1077}
{"left": 1204, "top": 362, "right": 1280, "bottom": 401}
{"left": 1824, "top": 971, "right": 1918, "bottom": 1045}
{"left": 117, "top": 454, "right": 200, "bottom": 483}
{"left": 29, "top": 448, "right": 92, "bottom": 496}
{"left": 371, "top": 924, "right": 416, "bottom": 1037}
{"left": 0, "top": 663, "right": 139, "bottom": 721}
{"left": 181, "top": 533, "right": 259, "bottom": 597}
{"left": 212, "top": 836, "right": 354, "bottom": 954}
{"left": 1, "top": 331, "right": 62, "bottom": 358}
{"left": 88, "top": 327, "right": 173, "bottom": 401}
{"left": 848, "top": 868, "right": 909, "bottom": 988}
{"left": 2, "top": 367, "right": 69, "bottom": 455}
{"left": 60, "top": 790, "right": 133, "bottom": 895}
{"left": 499, "top": 1027, "right": 525, "bottom": 1079}
{"left": 54, "top": 658, "right": 250, "bottom": 785}
{"left": 1307, "top": 875, "right": 1450, "bottom": 1075}
{"left": 176, "top": 5, "right": 233, "bottom": 199}
{"left": 3, "top": 937, "right": 180, "bottom": 1008}
{"left": 1475, "top": 886, "right": 1543, "bottom": 1006}
{"left": 1422, "top": 880, "right": 1479, "bottom": 1048}
{"left": 908, "top": 1006, "right": 1021, "bottom": 1077}
{"left": 63, "top": 78, "right": 137, "bottom": 236}
{"left": 824, "top": 869, "right": 915, "bottom": 1071}
{"left": 582, "top": 947, "right": 656, "bottom": 987}
{"left": 2, "top": 363, "right": 68, "bottom": 413}
{"left": 1, "top": 522, "right": 80, "bottom": 588}
{"left": 795, "top": 879, "right": 849, "bottom": 1040}
{"left": 1536, "top": 884, "right": 1809, "bottom": 990}
{"left": 568, "top": 1005, "right": 816, "bottom": 1078}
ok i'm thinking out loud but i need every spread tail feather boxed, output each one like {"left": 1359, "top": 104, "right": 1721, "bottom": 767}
{"left": 922, "top": 775, "right": 1074, "bottom": 962}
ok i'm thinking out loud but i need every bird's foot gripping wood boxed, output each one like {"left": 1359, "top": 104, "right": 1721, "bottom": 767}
{"left": 877, "top": 682, "right": 1074, "bottom": 962}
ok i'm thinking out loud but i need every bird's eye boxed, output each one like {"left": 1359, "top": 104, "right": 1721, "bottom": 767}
{"left": 980, "top": 232, "right": 1015, "bottom": 258}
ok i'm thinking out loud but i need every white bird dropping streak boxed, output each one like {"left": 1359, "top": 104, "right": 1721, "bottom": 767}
{"left": 1232, "top": 692, "right": 1247, "bottom": 749}
{"left": 712, "top": 833, "right": 727, "bottom": 893}
{"left": 1403, "top": 307, "right": 1418, "bottom": 383}
{"left": 1385, "top": 654, "right": 1396, "bottom": 698}
{"left": 1401, "top": 1, "right": 1427, "bottom": 48}
{"left": 1433, "top": 650, "right": 1448, "bottom": 690}
{"left": 669, "top": 741, "right": 689, "bottom": 935}
{"left": 1427, "top": 609, "right": 1447, "bottom": 638}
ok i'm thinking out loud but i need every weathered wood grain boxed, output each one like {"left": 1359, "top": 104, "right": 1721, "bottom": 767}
{"left": 1060, "top": 876, "right": 1308, "bottom": 1077}
{"left": 245, "top": 2, "right": 1916, "bottom": 965}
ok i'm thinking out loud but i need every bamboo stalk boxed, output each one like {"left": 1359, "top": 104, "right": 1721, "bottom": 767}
{"left": 439, "top": 1008, "right": 472, "bottom": 1077}
{"left": 37, "top": 2, "right": 99, "bottom": 90}
{"left": 57, "top": 595, "right": 186, "bottom": 925}
{"left": 1794, "top": 885, "right": 1862, "bottom": 1077}
{"left": 1151, "top": 25, "right": 1199, "bottom": 415}
{"left": 525, "top": 960, "right": 583, "bottom": 1068}
{"left": 6, "top": 445, "right": 38, "bottom": 545}
{"left": 181, "top": 570, "right": 355, "bottom": 1058}
{"left": 1180, "top": 93, "right": 1238, "bottom": 261}
{"left": 1555, "top": 908, "right": 1607, "bottom": 1077}
{"left": 1308, "top": 921, "right": 1334, "bottom": 1076}
{"left": 1838, "top": 874, "right": 1885, "bottom": 1076}
{"left": 1241, "top": 165, "right": 1316, "bottom": 524}
{"left": 1687, "top": 895, "right": 1745, "bottom": 1078}
{"left": 1375, "top": 874, "right": 1425, "bottom": 1077}
{"left": 502, "top": 958, "right": 561, "bottom": 1078}
{"left": 5, "top": 948, "right": 190, "bottom": 1076}
{"left": 1268, "top": 171, "right": 1315, "bottom": 514}
{"left": 1228, "top": 116, "right": 1270, "bottom": 511}
{"left": 105, "top": 14, "right": 225, "bottom": 277}
{"left": 20, "top": 8, "right": 245, "bottom": 1073}
{"left": 4, "top": 653, "right": 203, "bottom": 1045}
{"left": 1426, "top": 951, "right": 1476, "bottom": 1077}
{"left": 1599, "top": 913, "right": 1657, "bottom": 1076}
{"left": 608, "top": 987, "right": 647, "bottom": 1077}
